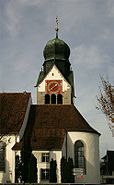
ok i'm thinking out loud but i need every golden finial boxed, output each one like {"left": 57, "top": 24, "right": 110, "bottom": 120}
{"left": 55, "top": 16, "right": 59, "bottom": 38}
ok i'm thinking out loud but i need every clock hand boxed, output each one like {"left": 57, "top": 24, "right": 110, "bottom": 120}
{"left": 50, "top": 83, "right": 58, "bottom": 90}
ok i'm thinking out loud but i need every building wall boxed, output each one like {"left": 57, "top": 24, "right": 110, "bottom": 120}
{"left": 19, "top": 95, "right": 32, "bottom": 141}
{"left": 62, "top": 136, "right": 66, "bottom": 158}
{"left": 66, "top": 131, "right": 100, "bottom": 184}
{"left": 33, "top": 150, "right": 62, "bottom": 183}
{"left": 0, "top": 135, "right": 17, "bottom": 183}
{"left": 37, "top": 65, "right": 71, "bottom": 104}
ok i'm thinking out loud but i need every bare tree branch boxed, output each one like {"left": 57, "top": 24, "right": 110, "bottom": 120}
{"left": 97, "top": 76, "right": 114, "bottom": 135}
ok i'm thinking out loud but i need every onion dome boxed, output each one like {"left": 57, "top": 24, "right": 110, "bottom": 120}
{"left": 43, "top": 37, "right": 70, "bottom": 61}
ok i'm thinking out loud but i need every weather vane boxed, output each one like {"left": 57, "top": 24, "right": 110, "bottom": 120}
{"left": 55, "top": 16, "right": 59, "bottom": 38}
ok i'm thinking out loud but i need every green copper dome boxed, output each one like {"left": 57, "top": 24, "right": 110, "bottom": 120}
{"left": 43, "top": 37, "right": 70, "bottom": 61}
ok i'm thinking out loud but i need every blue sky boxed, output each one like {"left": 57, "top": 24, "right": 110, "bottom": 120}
{"left": 0, "top": 0, "right": 114, "bottom": 157}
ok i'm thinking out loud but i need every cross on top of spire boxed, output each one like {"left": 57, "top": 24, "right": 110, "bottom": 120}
{"left": 55, "top": 16, "right": 59, "bottom": 38}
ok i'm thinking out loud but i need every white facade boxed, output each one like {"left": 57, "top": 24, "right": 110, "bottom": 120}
{"left": 66, "top": 131, "right": 100, "bottom": 184}
{"left": 19, "top": 96, "right": 32, "bottom": 141}
{"left": 31, "top": 131, "right": 100, "bottom": 184}
{"left": 37, "top": 65, "right": 72, "bottom": 105}
{"left": 33, "top": 150, "right": 62, "bottom": 183}
{"left": 0, "top": 135, "right": 17, "bottom": 183}
{"left": 38, "top": 65, "right": 71, "bottom": 93}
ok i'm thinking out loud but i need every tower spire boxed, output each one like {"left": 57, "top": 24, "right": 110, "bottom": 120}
{"left": 55, "top": 16, "right": 59, "bottom": 38}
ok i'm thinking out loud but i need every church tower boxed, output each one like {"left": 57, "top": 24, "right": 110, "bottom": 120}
{"left": 36, "top": 19, "right": 74, "bottom": 105}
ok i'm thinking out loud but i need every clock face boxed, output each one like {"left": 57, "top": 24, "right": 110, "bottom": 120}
{"left": 45, "top": 80, "right": 62, "bottom": 94}
{"left": 48, "top": 81, "right": 59, "bottom": 93}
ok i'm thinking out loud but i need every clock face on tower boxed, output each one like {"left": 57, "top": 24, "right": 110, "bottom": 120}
{"left": 45, "top": 80, "right": 62, "bottom": 94}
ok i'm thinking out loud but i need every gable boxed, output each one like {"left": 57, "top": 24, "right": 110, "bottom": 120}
{"left": 38, "top": 65, "right": 71, "bottom": 93}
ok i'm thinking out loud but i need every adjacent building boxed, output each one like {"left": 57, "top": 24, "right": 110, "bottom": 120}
{"left": 101, "top": 150, "right": 114, "bottom": 183}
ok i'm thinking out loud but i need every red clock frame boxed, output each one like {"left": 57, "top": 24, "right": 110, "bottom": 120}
{"left": 45, "top": 80, "right": 62, "bottom": 94}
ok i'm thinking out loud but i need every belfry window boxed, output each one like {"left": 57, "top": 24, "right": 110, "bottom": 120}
{"left": 57, "top": 94, "right": 63, "bottom": 104}
{"left": 45, "top": 94, "right": 50, "bottom": 104}
{"left": 0, "top": 142, "right": 5, "bottom": 171}
{"left": 51, "top": 94, "right": 56, "bottom": 104}
{"left": 74, "top": 140, "right": 85, "bottom": 170}
{"left": 45, "top": 94, "right": 63, "bottom": 104}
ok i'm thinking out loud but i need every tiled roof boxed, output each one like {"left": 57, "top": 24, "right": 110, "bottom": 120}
{"left": 29, "top": 105, "right": 100, "bottom": 134}
{"left": 0, "top": 92, "right": 31, "bottom": 134}
{"left": 19, "top": 104, "right": 100, "bottom": 150}
{"left": 32, "top": 136, "right": 64, "bottom": 150}
{"left": 12, "top": 128, "right": 65, "bottom": 151}
{"left": 31, "top": 128, "right": 65, "bottom": 150}
{"left": 12, "top": 104, "right": 100, "bottom": 151}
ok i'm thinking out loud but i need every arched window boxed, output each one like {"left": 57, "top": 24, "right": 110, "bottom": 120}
{"left": 51, "top": 94, "right": 56, "bottom": 104}
{"left": 0, "top": 142, "right": 5, "bottom": 171}
{"left": 45, "top": 94, "right": 50, "bottom": 104}
{"left": 57, "top": 94, "right": 63, "bottom": 104}
{"left": 74, "top": 140, "right": 85, "bottom": 170}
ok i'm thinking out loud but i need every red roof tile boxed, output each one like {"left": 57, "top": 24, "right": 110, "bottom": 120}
{"left": 29, "top": 105, "right": 100, "bottom": 134}
{"left": 15, "top": 104, "right": 99, "bottom": 151}
{"left": 31, "top": 128, "right": 65, "bottom": 150}
{"left": 12, "top": 128, "right": 65, "bottom": 150}
{"left": 0, "top": 92, "right": 31, "bottom": 134}
{"left": 12, "top": 104, "right": 100, "bottom": 151}
{"left": 31, "top": 136, "right": 65, "bottom": 150}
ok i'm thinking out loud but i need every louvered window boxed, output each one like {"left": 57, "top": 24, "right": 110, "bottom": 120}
{"left": 45, "top": 94, "right": 50, "bottom": 104}
{"left": 51, "top": 94, "right": 56, "bottom": 104}
{"left": 57, "top": 94, "right": 63, "bottom": 104}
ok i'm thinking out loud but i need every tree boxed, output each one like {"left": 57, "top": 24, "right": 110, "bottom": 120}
{"left": 21, "top": 137, "right": 32, "bottom": 183}
{"left": 50, "top": 158, "right": 57, "bottom": 182}
{"left": 60, "top": 156, "right": 74, "bottom": 183}
{"left": 15, "top": 155, "right": 23, "bottom": 183}
{"left": 61, "top": 157, "right": 68, "bottom": 182}
{"left": 15, "top": 128, "right": 37, "bottom": 183}
{"left": 97, "top": 76, "right": 114, "bottom": 134}
{"left": 15, "top": 146, "right": 37, "bottom": 183}
{"left": 28, "top": 154, "right": 37, "bottom": 183}
{"left": 67, "top": 157, "right": 74, "bottom": 183}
